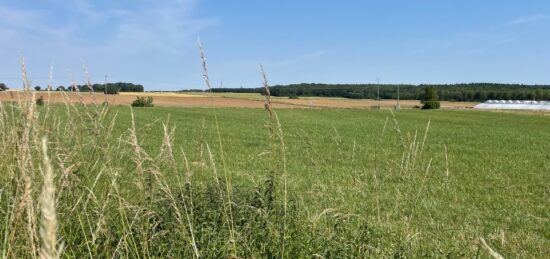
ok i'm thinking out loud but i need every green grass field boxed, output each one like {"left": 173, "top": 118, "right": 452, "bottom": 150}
{"left": 127, "top": 107, "right": 550, "bottom": 255}
{"left": 1, "top": 101, "right": 549, "bottom": 257}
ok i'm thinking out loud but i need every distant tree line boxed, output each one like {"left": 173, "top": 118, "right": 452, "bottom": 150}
{"left": 0, "top": 82, "right": 144, "bottom": 93}
{"left": 0, "top": 82, "right": 144, "bottom": 94}
{"left": 53, "top": 82, "right": 144, "bottom": 94}
{"left": 209, "top": 87, "right": 262, "bottom": 94}
{"left": 176, "top": 89, "right": 205, "bottom": 92}
{"left": 208, "top": 83, "right": 550, "bottom": 101}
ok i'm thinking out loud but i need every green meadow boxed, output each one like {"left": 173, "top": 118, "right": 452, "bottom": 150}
{"left": 1, "top": 102, "right": 549, "bottom": 258}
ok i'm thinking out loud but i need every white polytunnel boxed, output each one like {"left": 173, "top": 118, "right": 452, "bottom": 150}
{"left": 474, "top": 100, "right": 550, "bottom": 110}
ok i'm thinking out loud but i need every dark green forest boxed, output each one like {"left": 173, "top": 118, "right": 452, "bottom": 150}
{"left": 61, "top": 82, "right": 144, "bottom": 93}
{"left": 208, "top": 83, "right": 550, "bottom": 101}
{"left": 0, "top": 82, "right": 144, "bottom": 93}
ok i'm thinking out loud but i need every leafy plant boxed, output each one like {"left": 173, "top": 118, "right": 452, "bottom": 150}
{"left": 36, "top": 96, "right": 44, "bottom": 106}
{"left": 131, "top": 96, "right": 154, "bottom": 107}
{"left": 421, "top": 100, "right": 440, "bottom": 109}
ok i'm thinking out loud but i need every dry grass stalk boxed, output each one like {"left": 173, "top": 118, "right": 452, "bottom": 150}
{"left": 81, "top": 60, "right": 98, "bottom": 107}
{"left": 159, "top": 120, "right": 177, "bottom": 170}
{"left": 479, "top": 237, "right": 504, "bottom": 259}
{"left": 21, "top": 56, "right": 31, "bottom": 92}
{"left": 181, "top": 148, "right": 193, "bottom": 184}
{"left": 198, "top": 39, "right": 214, "bottom": 99}
{"left": 42, "top": 63, "right": 55, "bottom": 126}
{"left": 381, "top": 117, "right": 389, "bottom": 137}
{"left": 198, "top": 38, "right": 238, "bottom": 255}
{"left": 47, "top": 63, "right": 54, "bottom": 92}
{"left": 40, "top": 137, "right": 60, "bottom": 259}
{"left": 9, "top": 57, "right": 40, "bottom": 258}
{"left": 390, "top": 110, "right": 405, "bottom": 149}
{"left": 205, "top": 144, "right": 234, "bottom": 232}
{"left": 412, "top": 158, "right": 433, "bottom": 212}
{"left": 69, "top": 73, "right": 85, "bottom": 106}
{"left": 156, "top": 127, "right": 199, "bottom": 258}
{"left": 416, "top": 119, "right": 431, "bottom": 162}
{"left": 260, "top": 65, "right": 288, "bottom": 258}
{"left": 128, "top": 109, "right": 147, "bottom": 191}
{"left": 444, "top": 144, "right": 449, "bottom": 180}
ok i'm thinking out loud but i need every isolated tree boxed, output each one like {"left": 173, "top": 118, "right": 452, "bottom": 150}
{"left": 422, "top": 86, "right": 440, "bottom": 109}
{"left": 56, "top": 86, "right": 66, "bottom": 91}
{"left": 423, "top": 86, "right": 438, "bottom": 101}
{"left": 0, "top": 83, "right": 7, "bottom": 91}
{"left": 34, "top": 86, "right": 41, "bottom": 91}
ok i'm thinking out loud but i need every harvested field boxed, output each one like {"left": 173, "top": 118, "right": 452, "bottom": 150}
{"left": 0, "top": 91, "right": 295, "bottom": 108}
{"left": 182, "top": 92, "right": 478, "bottom": 108}
{"left": 267, "top": 97, "right": 476, "bottom": 109}
{"left": 0, "top": 91, "right": 476, "bottom": 109}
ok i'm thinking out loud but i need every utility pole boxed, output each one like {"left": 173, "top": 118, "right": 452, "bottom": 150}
{"left": 377, "top": 78, "right": 380, "bottom": 110}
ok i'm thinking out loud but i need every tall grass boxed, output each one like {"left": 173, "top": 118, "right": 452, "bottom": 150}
{"left": 0, "top": 61, "right": 522, "bottom": 258}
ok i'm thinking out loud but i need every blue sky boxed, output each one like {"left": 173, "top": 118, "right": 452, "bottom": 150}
{"left": 1, "top": 0, "right": 550, "bottom": 90}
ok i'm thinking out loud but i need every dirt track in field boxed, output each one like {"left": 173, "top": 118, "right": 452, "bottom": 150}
{"left": 0, "top": 91, "right": 477, "bottom": 109}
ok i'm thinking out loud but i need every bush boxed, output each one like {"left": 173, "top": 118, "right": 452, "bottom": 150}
{"left": 36, "top": 96, "right": 44, "bottom": 106}
{"left": 421, "top": 86, "right": 440, "bottom": 109}
{"left": 131, "top": 96, "right": 154, "bottom": 107}
{"left": 422, "top": 100, "right": 440, "bottom": 109}
{"left": 288, "top": 95, "right": 299, "bottom": 99}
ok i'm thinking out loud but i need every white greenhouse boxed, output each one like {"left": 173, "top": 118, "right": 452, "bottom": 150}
{"left": 474, "top": 100, "right": 550, "bottom": 110}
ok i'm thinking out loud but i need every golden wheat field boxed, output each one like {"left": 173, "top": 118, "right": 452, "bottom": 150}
{"left": 0, "top": 91, "right": 477, "bottom": 109}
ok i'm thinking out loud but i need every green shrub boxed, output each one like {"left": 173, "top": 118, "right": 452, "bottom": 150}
{"left": 131, "top": 96, "right": 154, "bottom": 107}
{"left": 288, "top": 95, "right": 299, "bottom": 99}
{"left": 36, "top": 96, "right": 44, "bottom": 106}
{"left": 421, "top": 100, "right": 440, "bottom": 109}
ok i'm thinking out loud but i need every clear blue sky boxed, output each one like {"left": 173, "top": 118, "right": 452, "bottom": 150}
{"left": 1, "top": 0, "right": 550, "bottom": 90}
